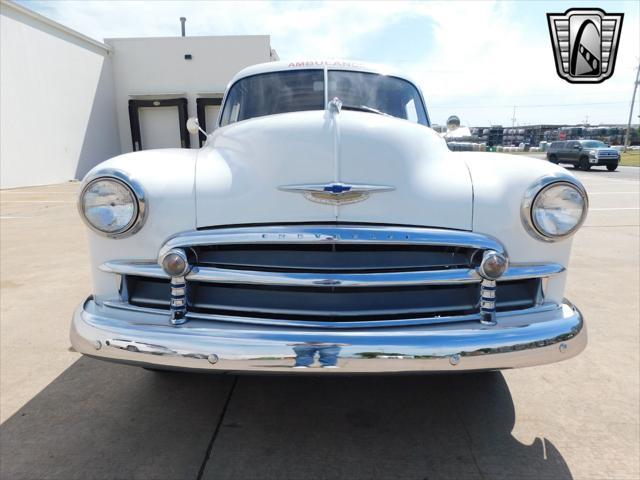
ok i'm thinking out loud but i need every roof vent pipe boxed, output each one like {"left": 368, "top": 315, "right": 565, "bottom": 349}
{"left": 180, "top": 17, "right": 186, "bottom": 37}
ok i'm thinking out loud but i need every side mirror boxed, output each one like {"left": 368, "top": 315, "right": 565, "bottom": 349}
{"left": 573, "top": 144, "right": 582, "bottom": 150}
{"left": 186, "top": 117, "right": 201, "bottom": 136}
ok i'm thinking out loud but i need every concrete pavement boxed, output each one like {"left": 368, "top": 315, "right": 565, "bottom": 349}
{"left": 0, "top": 167, "right": 638, "bottom": 480}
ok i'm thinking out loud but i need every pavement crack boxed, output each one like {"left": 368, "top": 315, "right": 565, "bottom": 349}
{"left": 196, "top": 375, "right": 239, "bottom": 480}
{"left": 444, "top": 388, "right": 486, "bottom": 480}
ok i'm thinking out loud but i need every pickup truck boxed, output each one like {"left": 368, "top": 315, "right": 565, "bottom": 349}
{"left": 547, "top": 140, "right": 620, "bottom": 171}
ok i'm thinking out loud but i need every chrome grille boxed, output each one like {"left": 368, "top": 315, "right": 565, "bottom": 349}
{"left": 192, "top": 243, "right": 475, "bottom": 273}
{"left": 102, "top": 225, "right": 564, "bottom": 327}
{"left": 126, "top": 276, "right": 541, "bottom": 321}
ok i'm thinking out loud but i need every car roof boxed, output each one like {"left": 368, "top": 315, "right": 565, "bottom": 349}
{"left": 229, "top": 60, "right": 414, "bottom": 86}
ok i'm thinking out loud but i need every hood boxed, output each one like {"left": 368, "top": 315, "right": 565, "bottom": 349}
{"left": 195, "top": 110, "right": 473, "bottom": 230}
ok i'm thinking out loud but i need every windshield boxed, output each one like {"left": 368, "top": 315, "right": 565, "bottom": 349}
{"left": 328, "top": 71, "right": 428, "bottom": 125}
{"left": 219, "top": 69, "right": 428, "bottom": 126}
{"left": 580, "top": 140, "right": 607, "bottom": 148}
{"left": 219, "top": 70, "right": 324, "bottom": 126}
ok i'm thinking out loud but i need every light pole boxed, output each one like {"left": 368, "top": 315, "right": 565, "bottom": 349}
{"left": 624, "top": 62, "right": 640, "bottom": 151}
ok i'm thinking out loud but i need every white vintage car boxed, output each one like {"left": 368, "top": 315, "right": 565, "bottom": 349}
{"left": 71, "top": 60, "right": 588, "bottom": 373}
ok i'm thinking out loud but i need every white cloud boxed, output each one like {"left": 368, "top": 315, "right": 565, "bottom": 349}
{"left": 19, "top": 0, "right": 640, "bottom": 125}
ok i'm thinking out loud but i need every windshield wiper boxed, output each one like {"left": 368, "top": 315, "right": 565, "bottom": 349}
{"left": 341, "top": 104, "right": 390, "bottom": 117}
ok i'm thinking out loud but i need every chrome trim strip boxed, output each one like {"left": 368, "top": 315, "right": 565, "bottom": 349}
{"left": 100, "top": 260, "right": 564, "bottom": 288}
{"left": 71, "top": 298, "right": 587, "bottom": 372}
{"left": 158, "top": 225, "right": 507, "bottom": 259}
{"left": 188, "top": 267, "right": 481, "bottom": 287}
{"left": 101, "top": 299, "right": 561, "bottom": 329}
{"left": 100, "top": 261, "right": 168, "bottom": 279}
{"left": 502, "top": 263, "right": 565, "bottom": 280}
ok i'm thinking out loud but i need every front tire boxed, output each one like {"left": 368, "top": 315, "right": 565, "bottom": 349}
{"left": 579, "top": 156, "right": 591, "bottom": 171}
{"left": 548, "top": 154, "right": 558, "bottom": 164}
{"left": 606, "top": 163, "right": 618, "bottom": 171}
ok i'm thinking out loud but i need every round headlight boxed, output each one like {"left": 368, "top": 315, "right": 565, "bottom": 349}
{"left": 526, "top": 181, "right": 588, "bottom": 240}
{"left": 79, "top": 175, "right": 144, "bottom": 237}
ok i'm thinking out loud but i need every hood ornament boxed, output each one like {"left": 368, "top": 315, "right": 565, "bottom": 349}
{"left": 279, "top": 182, "right": 394, "bottom": 205}
{"left": 328, "top": 97, "right": 343, "bottom": 114}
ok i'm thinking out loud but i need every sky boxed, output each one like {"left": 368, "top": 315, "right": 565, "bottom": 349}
{"left": 18, "top": 0, "right": 640, "bottom": 127}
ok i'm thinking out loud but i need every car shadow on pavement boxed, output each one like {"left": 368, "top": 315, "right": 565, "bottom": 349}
{"left": 0, "top": 357, "right": 573, "bottom": 480}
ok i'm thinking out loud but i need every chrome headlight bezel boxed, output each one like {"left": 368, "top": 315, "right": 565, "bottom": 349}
{"left": 78, "top": 169, "right": 148, "bottom": 238}
{"left": 521, "top": 174, "right": 588, "bottom": 242}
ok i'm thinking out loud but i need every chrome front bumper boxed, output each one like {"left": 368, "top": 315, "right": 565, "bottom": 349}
{"left": 71, "top": 297, "right": 586, "bottom": 373}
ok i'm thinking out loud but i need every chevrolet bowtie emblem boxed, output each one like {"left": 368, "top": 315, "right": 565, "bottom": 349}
{"left": 278, "top": 182, "right": 394, "bottom": 205}
{"left": 323, "top": 183, "right": 352, "bottom": 194}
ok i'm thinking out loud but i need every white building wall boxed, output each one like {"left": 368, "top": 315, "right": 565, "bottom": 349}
{"left": 106, "top": 35, "right": 275, "bottom": 152}
{"left": 0, "top": 0, "right": 120, "bottom": 189}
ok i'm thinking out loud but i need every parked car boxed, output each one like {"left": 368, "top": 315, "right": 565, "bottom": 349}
{"left": 547, "top": 140, "right": 620, "bottom": 171}
{"left": 71, "top": 60, "right": 587, "bottom": 373}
